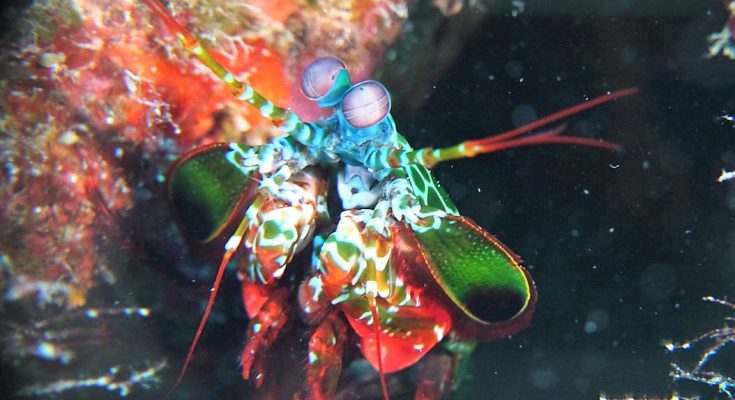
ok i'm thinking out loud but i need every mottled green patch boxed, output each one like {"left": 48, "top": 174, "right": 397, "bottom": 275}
{"left": 406, "top": 165, "right": 458, "bottom": 215}
{"left": 262, "top": 220, "right": 293, "bottom": 241}
{"left": 168, "top": 144, "right": 255, "bottom": 242}
{"left": 414, "top": 217, "right": 530, "bottom": 323}
{"left": 335, "top": 240, "right": 359, "bottom": 263}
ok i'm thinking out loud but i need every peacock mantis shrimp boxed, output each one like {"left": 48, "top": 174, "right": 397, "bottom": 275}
{"left": 142, "top": 0, "right": 637, "bottom": 398}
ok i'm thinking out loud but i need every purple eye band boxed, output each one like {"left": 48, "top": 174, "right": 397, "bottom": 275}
{"left": 300, "top": 56, "right": 347, "bottom": 100}
{"left": 342, "top": 81, "right": 391, "bottom": 129}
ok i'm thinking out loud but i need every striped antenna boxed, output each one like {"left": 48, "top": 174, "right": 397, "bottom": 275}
{"left": 385, "top": 87, "right": 638, "bottom": 169}
{"left": 142, "top": 0, "right": 299, "bottom": 128}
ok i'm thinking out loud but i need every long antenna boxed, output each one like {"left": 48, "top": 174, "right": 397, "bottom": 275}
{"left": 142, "top": 0, "right": 293, "bottom": 124}
{"left": 381, "top": 88, "right": 638, "bottom": 169}
{"left": 164, "top": 212, "right": 251, "bottom": 398}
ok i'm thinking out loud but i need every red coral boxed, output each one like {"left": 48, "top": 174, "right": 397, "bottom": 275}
{"left": 1, "top": 0, "right": 407, "bottom": 305}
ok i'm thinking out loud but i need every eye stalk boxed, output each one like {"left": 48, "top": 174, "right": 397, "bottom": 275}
{"left": 340, "top": 81, "right": 391, "bottom": 129}
{"left": 300, "top": 56, "right": 352, "bottom": 107}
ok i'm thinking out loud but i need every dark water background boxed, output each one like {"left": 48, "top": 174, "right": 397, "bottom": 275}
{"left": 392, "top": 2, "right": 735, "bottom": 399}
{"left": 3, "top": 1, "right": 735, "bottom": 399}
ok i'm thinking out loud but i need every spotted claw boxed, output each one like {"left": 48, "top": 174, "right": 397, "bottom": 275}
{"left": 241, "top": 167, "right": 327, "bottom": 284}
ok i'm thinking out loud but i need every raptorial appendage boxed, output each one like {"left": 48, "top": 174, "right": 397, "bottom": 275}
{"left": 146, "top": 0, "right": 636, "bottom": 398}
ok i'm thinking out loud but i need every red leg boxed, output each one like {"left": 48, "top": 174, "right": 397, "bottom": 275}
{"left": 304, "top": 311, "right": 348, "bottom": 400}
{"left": 239, "top": 287, "right": 291, "bottom": 388}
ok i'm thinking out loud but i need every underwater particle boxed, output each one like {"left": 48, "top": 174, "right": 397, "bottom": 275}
{"left": 584, "top": 308, "right": 609, "bottom": 334}
{"left": 718, "top": 169, "right": 735, "bottom": 182}
{"left": 511, "top": 103, "right": 537, "bottom": 128}
{"left": 448, "top": 181, "right": 466, "bottom": 202}
{"left": 505, "top": 60, "right": 524, "bottom": 79}
{"left": 35, "top": 341, "right": 74, "bottom": 364}
{"left": 639, "top": 262, "right": 677, "bottom": 301}
{"left": 511, "top": 1, "right": 525, "bottom": 17}
{"left": 530, "top": 368, "right": 558, "bottom": 390}
{"left": 580, "top": 350, "right": 607, "bottom": 375}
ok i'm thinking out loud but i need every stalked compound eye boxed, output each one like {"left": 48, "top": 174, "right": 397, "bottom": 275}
{"left": 341, "top": 81, "right": 391, "bottom": 129}
{"left": 300, "top": 56, "right": 348, "bottom": 100}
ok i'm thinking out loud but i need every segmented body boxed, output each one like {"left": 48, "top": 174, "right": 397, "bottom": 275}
{"left": 144, "top": 0, "right": 636, "bottom": 398}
